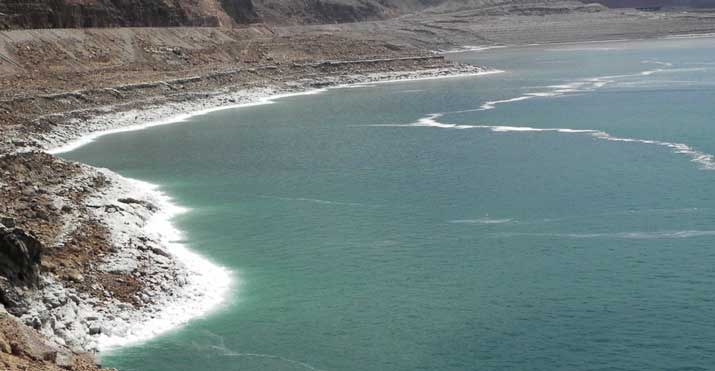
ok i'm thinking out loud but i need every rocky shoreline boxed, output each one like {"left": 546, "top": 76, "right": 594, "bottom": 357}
{"left": 0, "top": 58, "right": 491, "bottom": 370}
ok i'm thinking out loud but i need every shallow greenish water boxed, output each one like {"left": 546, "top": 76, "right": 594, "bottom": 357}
{"left": 62, "top": 37, "right": 715, "bottom": 371}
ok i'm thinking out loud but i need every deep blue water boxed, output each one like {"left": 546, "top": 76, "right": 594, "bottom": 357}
{"left": 63, "top": 36, "right": 715, "bottom": 370}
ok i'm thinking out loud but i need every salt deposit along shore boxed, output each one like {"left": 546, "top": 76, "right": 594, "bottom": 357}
{"left": 42, "top": 65, "right": 500, "bottom": 154}
{"left": 0, "top": 62, "right": 499, "bottom": 364}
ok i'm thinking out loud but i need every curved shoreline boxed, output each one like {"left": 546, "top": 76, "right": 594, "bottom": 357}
{"left": 89, "top": 173, "right": 235, "bottom": 351}
{"left": 46, "top": 69, "right": 503, "bottom": 156}
{"left": 38, "top": 66, "right": 500, "bottom": 355}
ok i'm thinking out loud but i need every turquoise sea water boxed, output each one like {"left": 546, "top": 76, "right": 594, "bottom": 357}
{"left": 62, "top": 37, "right": 715, "bottom": 370}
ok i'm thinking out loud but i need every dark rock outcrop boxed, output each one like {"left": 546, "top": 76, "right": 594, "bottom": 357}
{"left": 0, "top": 218, "right": 42, "bottom": 315}
{"left": 0, "top": 219, "right": 42, "bottom": 288}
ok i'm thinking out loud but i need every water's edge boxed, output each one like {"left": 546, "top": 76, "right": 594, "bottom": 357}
{"left": 41, "top": 66, "right": 502, "bottom": 355}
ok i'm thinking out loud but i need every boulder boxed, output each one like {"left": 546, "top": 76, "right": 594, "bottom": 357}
{"left": 0, "top": 277, "right": 30, "bottom": 316}
{"left": 0, "top": 224, "right": 43, "bottom": 287}
{"left": 0, "top": 223, "right": 43, "bottom": 315}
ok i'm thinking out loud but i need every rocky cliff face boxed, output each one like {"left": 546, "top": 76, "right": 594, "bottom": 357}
{"left": 0, "top": 220, "right": 42, "bottom": 287}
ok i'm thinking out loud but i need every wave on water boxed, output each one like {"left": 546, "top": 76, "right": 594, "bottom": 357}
{"left": 496, "top": 230, "right": 715, "bottom": 240}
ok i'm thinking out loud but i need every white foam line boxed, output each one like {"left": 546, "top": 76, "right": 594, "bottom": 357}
{"left": 642, "top": 68, "right": 665, "bottom": 76}
{"left": 642, "top": 60, "right": 674, "bottom": 68}
{"left": 366, "top": 62, "right": 713, "bottom": 170}
{"left": 591, "top": 131, "right": 715, "bottom": 170}
{"left": 47, "top": 89, "right": 328, "bottom": 155}
{"left": 94, "top": 176, "right": 235, "bottom": 351}
{"left": 480, "top": 95, "right": 535, "bottom": 110}
{"left": 376, "top": 114, "right": 715, "bottom": 170}
{"left": 462, "top": 77, "right": 615, "bottom": 113}
{"left": 448, "top": 62, "right": 699, "bottom": 116}
{"left": 437, "top": 45, "right": 508, "bottom": 54}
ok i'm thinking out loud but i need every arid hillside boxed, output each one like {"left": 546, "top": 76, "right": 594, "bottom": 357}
{"left": 0, "top": 0, "right": 613, "bottom": 29}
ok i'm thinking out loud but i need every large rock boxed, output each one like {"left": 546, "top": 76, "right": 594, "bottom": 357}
{"left": 0, "top": 220, "right": 42, "bottom": 287}
{"left": 0, "top": 277, "right": 29, "bottom": 316}
{"left": 0, "top": 218, "right": 43, "bottom": 315}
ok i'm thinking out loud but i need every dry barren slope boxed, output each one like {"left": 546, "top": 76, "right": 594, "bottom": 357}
{"left": 0, "top": 0, "right": 442, "bottom": 29}
{"left": 0, "top": 0, "right": 613, "bottom": 29}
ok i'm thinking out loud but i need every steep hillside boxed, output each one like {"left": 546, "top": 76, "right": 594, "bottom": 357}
{"left": 252, "top": 0, "right": 446, "bottom": 24}
{"left": 0, "top": 0, "right": 242, "bottom": 29}
{"left": 0, "top": 0, "right": 611, "bottom": 30}
{"left": 0, "top": 0, "right": 436, "bottom": 29}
